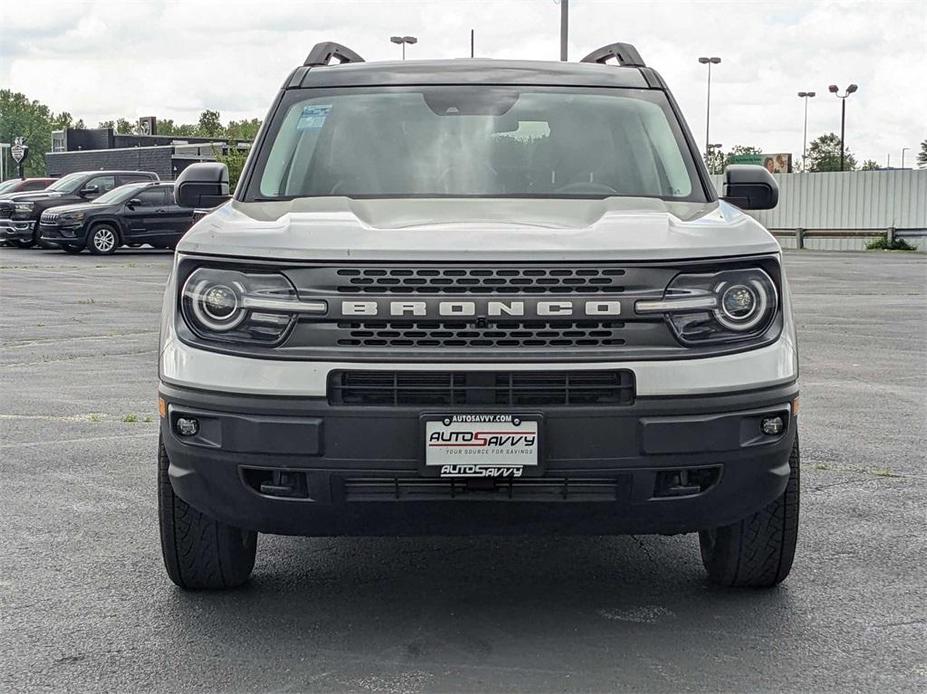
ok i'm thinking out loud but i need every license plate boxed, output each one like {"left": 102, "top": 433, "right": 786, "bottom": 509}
{"left": 423, "top": 414, "right": 541, "bottom": 478}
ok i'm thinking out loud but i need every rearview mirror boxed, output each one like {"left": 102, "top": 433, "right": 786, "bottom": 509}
{"left": 127, "top": 198, "right": 142, "bottom": 207}
{"left": 174, "top": 162, "right": 230, "bottom": 209}
{"left": 79, "top": 185, "right": 99, "bottom": 197}
{"left": 722, "top": 165, "right": 779, "bottom": 210}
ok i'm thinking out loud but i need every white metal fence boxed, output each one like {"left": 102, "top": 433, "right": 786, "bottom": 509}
{"left": 710, "top": 170, "right": 927, "bottom": 251}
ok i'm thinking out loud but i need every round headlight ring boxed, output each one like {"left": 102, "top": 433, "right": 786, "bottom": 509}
{"left": 188, "top": 278, "right": 247, "bottom": 332}
{"left": 713, "top": 277, "right": 771, "bottom": 331}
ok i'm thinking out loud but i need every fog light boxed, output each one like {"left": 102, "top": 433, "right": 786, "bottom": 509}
{"left": 761, "top": 416, "right": 784, "bottom": 436}
{"left": 175, "top": 417, "right": 199, "bottom": 437}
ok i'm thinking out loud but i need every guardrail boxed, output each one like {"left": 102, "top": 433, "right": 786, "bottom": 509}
{"left": 770, "top": 228, "right": 927, "bottom": 252}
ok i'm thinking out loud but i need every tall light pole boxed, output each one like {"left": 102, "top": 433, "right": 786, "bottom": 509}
{"left": 901, "top": 147, "right": 910, "bottom": 169}
{"left": 559, "top": 0, "right": 569, "bottom": 61}
{"left": 390, "top": 35, "right": 418, "bottom": 60}
{"left": 698, "top": 57, "right": 721, "bottom": 160}
{"left": 797, "top": 91, "right": 815, "bottom": 171}
{"left": 828, "top": 83, "right": 858, "bottom": 171}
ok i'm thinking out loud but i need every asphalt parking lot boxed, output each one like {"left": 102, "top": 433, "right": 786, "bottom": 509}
{"left": 1, "top": 247, "right": 924, "bottom": 693}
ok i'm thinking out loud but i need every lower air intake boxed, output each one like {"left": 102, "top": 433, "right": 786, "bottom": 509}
{"left": 328, "top": 370, "right": 635, "bottom": 407}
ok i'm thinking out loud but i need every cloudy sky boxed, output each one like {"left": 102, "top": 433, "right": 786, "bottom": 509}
{"left": 2, "top": 0, "right": 925, "bottom": 166}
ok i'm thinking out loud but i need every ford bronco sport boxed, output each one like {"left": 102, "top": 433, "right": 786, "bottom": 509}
{"left": 158, "top": 41, "right": 799, "bottom": 590}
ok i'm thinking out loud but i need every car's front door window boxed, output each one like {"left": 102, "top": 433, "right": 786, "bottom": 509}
{"left": 135, "top": 188, "right": 165, "bottom": 207}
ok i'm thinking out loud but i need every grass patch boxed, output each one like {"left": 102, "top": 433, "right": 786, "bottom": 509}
{"left": 143, "top": 415, "right": 153, "bottom": 423}
{"left": 814, "top": 463, "right": 829, "bottom": 471}
{"left": 77, "top": 298, "right": 96, "bottom": 305}
{"left": 870, "top": 467, "right": 899, "bottom": 478}
{"left": 88, "top": 413, "right": 103, "bottom": 423}
{"left": 866, "top": 236, "right": 916, "bottom": 251}
{"left": 122, "top": 413, "right": 139, "bottom": 423}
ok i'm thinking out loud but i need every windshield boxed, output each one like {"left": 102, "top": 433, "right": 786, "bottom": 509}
{"left": 46, "top": 172, "right": 87, "bottom": 194}
{"left": 0, "top": 179, "right": 21, "bottom": 194}
{"left": 92, "top": 182, "right": 150, "bottom": 205}
{"left": 249, "top": 86, "right": 703, "bottom": 201}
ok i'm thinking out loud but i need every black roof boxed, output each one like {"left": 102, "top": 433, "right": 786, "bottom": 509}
{"left": 294, "top": 59, "right": 651, "bottom": 89}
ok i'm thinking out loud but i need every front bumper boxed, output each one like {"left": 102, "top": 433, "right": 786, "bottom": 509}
{"left": 159, "top": 380, "right": 798, "bottom": 537}
{"left": 0, "top": 220, "right": 36, "bottom": 241}
{"left": 39, "top": 222, "right": 84, "bottom": 245}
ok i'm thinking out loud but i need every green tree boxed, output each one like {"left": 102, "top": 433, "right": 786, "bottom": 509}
{"left": 156, "top": 119, "right": 197, "bottom": 137}
{"left": 0, "top": 90, "right": 62, "bottom": 177}
{"left": 226, "top": 118, "right": 262, "bottom": 141}
{"left": 212, "top": 145, "right": 249, "bottom": 189}
{"left": 917, "top": 140, "right": 927, "bottom": 169}
{"left": 705, "top": 147, "right": 726, "bottom": 175}
{"left": 97, "top": 118, "right": 136, "bottom": 134}
{"left": 197, "top": 109, "right": 224, "bottom": 138}
{"left": 860, "top": 160, "right": 881, "bottom": 170}
{"left": 807, "top": 132, "right": 857, "bottom": 172}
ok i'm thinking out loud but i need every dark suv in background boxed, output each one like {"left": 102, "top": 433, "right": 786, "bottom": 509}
{"left": 40, "top": 181, "right": 194, "bottom": 254}
{"left": 0, "top": 170, "right": 158, "bottom": 248}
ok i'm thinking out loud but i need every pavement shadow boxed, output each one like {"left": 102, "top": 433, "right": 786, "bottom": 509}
{"left": 156, "top": 535, "right": 800, "bottom": 671}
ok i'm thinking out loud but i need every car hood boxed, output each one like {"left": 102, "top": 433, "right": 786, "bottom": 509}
{"left": 43, "top": 202, "right": 100, "bottom": 215}
{"left": 2, "top": 190, "right": 70, "bottom": 203}
{"left": 177, "top": 197, "right": 780, "bottom": 262}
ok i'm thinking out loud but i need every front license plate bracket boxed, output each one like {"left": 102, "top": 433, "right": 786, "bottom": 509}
{"left": 420, "top": 413, "right": 544, "bottom": 478}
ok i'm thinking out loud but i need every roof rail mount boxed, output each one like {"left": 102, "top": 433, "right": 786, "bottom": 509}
{"left": 304, "top": 42, "right": 364, "bottom": 67}
{"left": 581, "top": 43, "right": 646, "bottom": 68}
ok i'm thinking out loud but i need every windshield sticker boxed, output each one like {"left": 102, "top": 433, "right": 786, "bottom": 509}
{"left": 296, "top": 104, "right": 332, "bottom": 131}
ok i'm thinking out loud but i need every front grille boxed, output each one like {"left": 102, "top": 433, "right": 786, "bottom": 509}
{"left": 0, "top": 202, "right": 11, "bottom": 220}
{"left": 335, "top": 320, "right": 625, "bottom": 348}
{"left": 41, "top": 212, "right": 59, "bottom": 223}
{"left": 334, "top": 266, "right": 627, "bottom": 294}
{"left": 342, "top": 477, "right": 629, "bottom": 502}
{"left": 328, "top": 370, "right": 635, "bottom": 407}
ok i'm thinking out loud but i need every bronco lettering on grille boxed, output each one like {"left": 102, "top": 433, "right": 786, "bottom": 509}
{"left": 340, "top": 299, "right": 621, "bottom": 319}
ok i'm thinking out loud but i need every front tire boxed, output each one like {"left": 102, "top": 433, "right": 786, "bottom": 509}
{"left": 88, "top": 224, "right": 119, "bottom": 255}
{"left": 11, "top": 238, "right": 35, "bottom": 249}
{"left": 158, "top": 435, "right": 257, "bottom": 589}
{"left": 699, "top": 433, "right": 800, "bottom": 588}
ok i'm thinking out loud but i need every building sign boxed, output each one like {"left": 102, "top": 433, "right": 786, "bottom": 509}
{"left": 730, "top": 152, "right": 792, "bottom": 173}
{"left": 138, "top": 116, "right": 157, "bottom": 136}
{"left": 11, "top": 137, "right": 28, "bottom": 164}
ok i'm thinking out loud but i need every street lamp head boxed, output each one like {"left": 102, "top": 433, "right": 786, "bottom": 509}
{"left": 846, "top": 83, "right": 858, "bottom": 94}
{"left": 828, "top": 84, "right": 839, "bottom": 93}
{"left": 390, "top": 36, "right": 403, "bottom": 44}
{"left": 710, "top": 57, "right": 721, "bottom": 64}
{"left": 698, "top": 57, "right": 710, "bottom": 64}
{"left": 807, "top": 91, "right": 816, "bottom": 98}
{"left": 798, "top": 91, "right": 808, "bottom": 97}
{"left": 403, "top": 36, "right": 418, "bottom": 44}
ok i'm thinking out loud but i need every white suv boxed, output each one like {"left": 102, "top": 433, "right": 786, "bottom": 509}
{"left": 157, "top": 41, "right": 799, "bottom": 589}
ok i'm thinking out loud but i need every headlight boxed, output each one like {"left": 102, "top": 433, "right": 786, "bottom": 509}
{"left": 636, "top": 268, "right": 778, "bottom": 345}
{"left": 180, "top": 267, "right": 326, "bottom": 344}
{"left": 13, "top": 202, "right": 34, "bottom": 217}
{"left": 61, "top": 212, "right": 85, "bottom": 222}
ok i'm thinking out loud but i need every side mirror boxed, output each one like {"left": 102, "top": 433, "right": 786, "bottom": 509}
{"left": 127, "top": 198, "right": 142, "bottom": 208}
{"left": 79, "top": 185, "right": 99, "bottom": 198}
{"left": 175, "top": 162, "right": 230, "bottom": 209}
{"left": 722, "top": 165, "right": 779, "bottom": 210}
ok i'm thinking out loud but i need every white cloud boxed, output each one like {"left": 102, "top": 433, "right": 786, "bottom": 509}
{"left": 1, "top": 0, "right": 925, "bottom": 165}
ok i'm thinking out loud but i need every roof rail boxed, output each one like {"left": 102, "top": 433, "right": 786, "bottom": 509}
{"left": 304, "top": 42, "right": 364, "bottom": 67}
{"left": 580, "top": 43, "right": 646, "bottom": 68}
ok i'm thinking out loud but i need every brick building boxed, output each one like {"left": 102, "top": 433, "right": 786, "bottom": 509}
{"left": 45, "top": 122, "right": 250, "bottom": 180}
